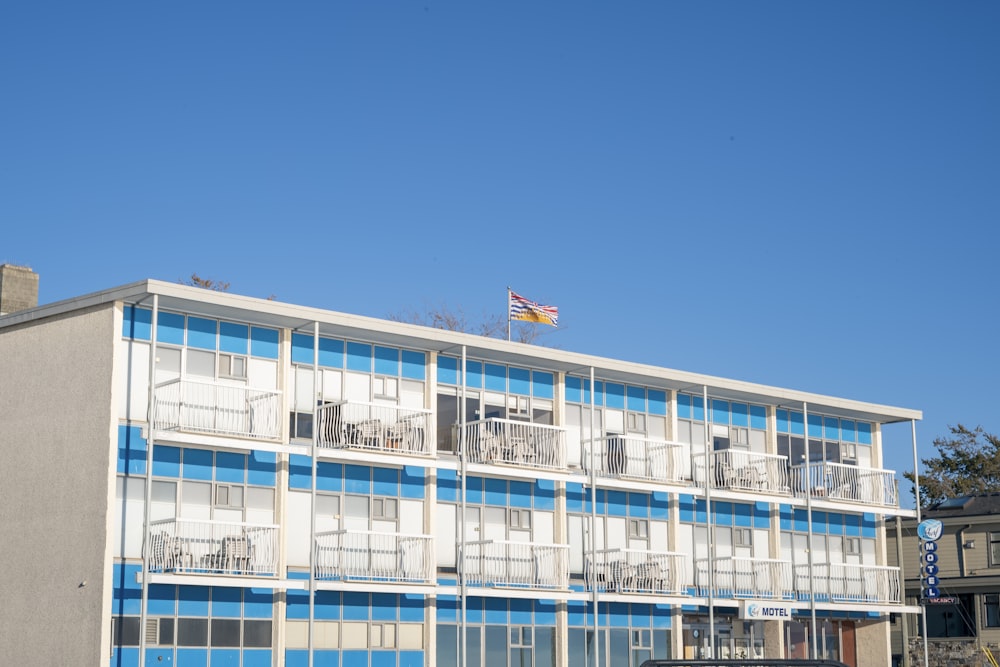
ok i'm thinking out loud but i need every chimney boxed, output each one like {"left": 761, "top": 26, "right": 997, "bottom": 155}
{"left": 0, "top": 264, "right": 39, "bottom": 316}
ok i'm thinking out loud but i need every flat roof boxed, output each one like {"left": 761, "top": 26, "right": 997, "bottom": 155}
{"left": 0, "top": 279, "right": 922, "bottom": 424}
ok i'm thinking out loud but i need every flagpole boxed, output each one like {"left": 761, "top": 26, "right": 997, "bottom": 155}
{"left": 506, "top": 286, "right": 512, "bottom": 341}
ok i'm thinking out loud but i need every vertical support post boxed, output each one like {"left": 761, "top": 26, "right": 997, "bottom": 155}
{"left": 911, "top": 420, "right": 929, "bottom": 667}
{"left": 589, "top": 367, "right": 600, "bottom": 665}
{"left": 803, "top": 402, "right": 818, "bottom": 660}
{"left": 460, "top": 346, "right": 468, "bottom": 667}
{"left": 138, "top": 295, "right": 159, "bottom": 667}
{"left": 704, "top": 386, "right": 715, "bottom": 658}
{"left": 308, "top": 322, "right": 319, "bottom": 667}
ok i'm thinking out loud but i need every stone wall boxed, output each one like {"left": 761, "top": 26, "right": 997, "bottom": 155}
{"left": 907, "top": 638, "right": 1000, "bottom": 667}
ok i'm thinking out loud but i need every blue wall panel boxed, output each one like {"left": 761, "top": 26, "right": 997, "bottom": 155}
{"left": 248, "top": 451, "right": 276, "bottom": 487}
{"left": 219, "top": 322, "right": 248, "bottom": 354}
{"left": 249, "top": 327, "right": 279, "bottom": 359}
{"left": 374, "top": 346, "right": 399, "bottom": 376}
{"left": 158, "top": 312, "right": 185, "bottom": 346}
{"left": 533, "top": 371, "right": 554, "bottom": 399}
{"left": 400, "top": 350, "right": 425, "bottom": 380}
{"left": 187, "top": 317, "right": 217, "bottom": 351}
{"left": 346, "top": 342, "right": 372, "bottom": 372}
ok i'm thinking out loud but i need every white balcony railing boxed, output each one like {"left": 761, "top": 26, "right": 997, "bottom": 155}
{"left": 314, "top": 530, "right": 434, "bottom": 584}
{"left": 462, "top": 418, "right": 567, "bottom": 470}
{"left": 696, "top": 557, "right": 795, "bottom": 600}
{"left": 147, "top": 518, "right": 279, "bottom": 577}
{"left": 797, "top": 563, "right": 901, "bottom": 604}
{"left": 586, "top": 548, "right": 688, "bottom": 595}
{"left": 791, "top": 461, "right": 898, "bottom": 507}
{"left": 152, "top": 379, "right": 282, "bottom": 441}
{"left": 464, "top": 540, "right": 569, "bottom": 590}
{"left": 316, "top": 402, "right": 432, "bottom": 456}
{"left": 694, "top": 450, "right": 790, "bottom": 495}
{"left": 583, "top": 436, "right": 687, "bottom": 484}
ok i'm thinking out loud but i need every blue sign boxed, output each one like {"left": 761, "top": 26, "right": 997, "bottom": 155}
{"left": 925, "top": 587, "right": 940, "bottom": 598}
{"left": 918, "top": 519, "right": 944, "bottom": 541}
{"left": 922, "top": 541, "right": 938, "bottom": 553}
{"left": 923, "top": 563, "right": 939, "bottom": 576}
{"left": 925, "top": 575, "right": 939, "bottom": 586}
{"left": 924, "top": 552, "right": 939, "bottom": 564}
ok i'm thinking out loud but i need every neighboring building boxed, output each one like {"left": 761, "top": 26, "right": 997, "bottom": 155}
{"left": 0, "top": 279, "right": 923, "bottom": 667}
{"left": 889, "top": 495, "right": 1000, "bottom": 667}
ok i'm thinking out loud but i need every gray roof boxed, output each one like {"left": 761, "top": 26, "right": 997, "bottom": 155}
{"left": 925, "top": 494, "right": 1000, "bottom": 518}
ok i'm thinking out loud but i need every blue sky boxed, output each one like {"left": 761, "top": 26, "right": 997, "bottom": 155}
{"left": 3, "top": 2, "right": 998, "bottom": 505}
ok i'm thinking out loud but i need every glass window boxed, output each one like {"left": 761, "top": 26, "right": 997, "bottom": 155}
{"left": 211, "top": 618, "right": 241, "bottom": 647}
{"left": 188, "top": 349, "right": 216, "bottom": 378}
{"left": 113, "top": 616, "right": 141, "bottom": 647}
{"left": 437, "top": 624, "right": 458, "bottom": 667}
{"left": 990, "top": 533, "right": 1000, "bottom": 566}
{"left": 986, "top": 595, "right": 1000, "bottom": 628}
{"left": 926, "top": 594, "right": 976, "bottom": 637}
{"left": 244, "top": 620, "right": 272, "bottom": 647}
{"left": 177, "top": 618, "right": 208, "bottom": 646}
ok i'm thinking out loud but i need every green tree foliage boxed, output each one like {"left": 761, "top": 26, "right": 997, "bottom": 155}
{"left": 904, "top": 424, "right": 1000, "bottom": 509}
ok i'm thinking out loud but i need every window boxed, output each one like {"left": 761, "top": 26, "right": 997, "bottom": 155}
{"left": 629, "top": 519, "right": 649, "bottom": 539}
{"left": 177, "top": 618, "right": 209, "bottom": 646}
{"left": 510, "top": 508, "right": 532, "bottom": 530}
{"left": 374, "top": 497, "right": 398, "bottom": 520}
{"left": 735, "top": 528, "right": 753, "bottom": 547}
{"left": 112, "top": 616, "right": 141, "bottom": 647}
{"left": 990, "top": 533, "right": 1000, "bottom": 567}
{"left": 219, "top": 353, "right": 247, "bottom": 379}
{"left": 986, "top": 595, "right": 1000, "bottom": 628}
{"left": 372, "top": 623, "right": 397, "bottom": 648}
{"left": 374, "top": 376, "right": 398, "bottom": 399}
{"left": 627, "top": 412, "right": 646, "bottom": 433}
{"left": 845, "top": 537, "right": 861, "bottom": 555}
{"left": 215, "top": 484, "right": 244, "bottom": 508}
{"left": 731, "top": 426, "right": 749, "bottom": 447}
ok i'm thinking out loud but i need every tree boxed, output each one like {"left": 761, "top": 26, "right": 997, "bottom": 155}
{"left": 181, "top": 273, "right": 231, "bottom": 292}
{"left": 389, "top": 303, "right": 555, "bottom": 345}
{"left": 904, "top": 424, "right": 1000, "bottom": 509}
{"left": 180, "top": 274, "right": 277, "bottom": 300}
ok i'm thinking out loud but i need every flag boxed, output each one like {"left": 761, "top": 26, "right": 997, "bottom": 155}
{"left": 509, "top": 291, "right": 558, "bottom": 326}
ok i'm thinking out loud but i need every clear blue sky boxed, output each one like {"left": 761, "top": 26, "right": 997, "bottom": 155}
{"left": 3, "top": 2, "right": 998, "bottom": 505}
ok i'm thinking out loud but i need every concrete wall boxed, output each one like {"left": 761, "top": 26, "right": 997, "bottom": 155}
{"left": 857, "top": 618, "right": 892, "bottom": 667}
{"left": 0, "top": 304, "right": 118, "bottom": 665}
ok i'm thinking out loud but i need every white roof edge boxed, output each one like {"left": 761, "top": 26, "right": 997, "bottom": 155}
{"left": 0, "top": 279, "right": 922, "bottom": 423}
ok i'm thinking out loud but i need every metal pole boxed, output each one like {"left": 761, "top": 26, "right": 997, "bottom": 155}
{"left": 138, "top": 295, "right": 159, "bottom": 667}
{"left": 803, "top": 403, "right": 818, "bottom": 660}
{"left": 460, "top": 346, "right": 468, "bottom": 667}
{"left": 506, "top": 287, "right": 512, "bottom": 342}
{"left": 911, "top": 420, "right": 929, "bottom": 667}
{"left": 590, "top": 367, "right": 600, "bottom": 665}
{"left": 896, "top": 514, "right": 910, "bottom": 667}
{"left": 704, "top": 386, "right": 715, "bottom": 658}
{"left": 308, "top": 322, "right": 319, "bottom": 667}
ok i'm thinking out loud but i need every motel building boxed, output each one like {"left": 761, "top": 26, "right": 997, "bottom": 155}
{"left": 0, "top": 274, "right": 923, "bottom": 667}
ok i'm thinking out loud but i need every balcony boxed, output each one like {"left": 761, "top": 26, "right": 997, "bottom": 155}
{"left": 463, "top": 540, "right": 569, "bottom": 590}
{"left": 462, "top": 418, "right": 567, "bottom": 471}
{"left": 147, "top": 518, "right": 279, "bottom": 577}
{"left": 316, "top": 401, "right": 432, "bottom": 457}
{"left": 791, "top": 461, "right": 897, "bottom": 507}
{"left": 583, "top": 436, "right": 687, "bottom": 485}
{"left": 696, "top": 557, "right": 795, "bottom": 600}
{"left": 586, "top": 548, "right": 688, "bottom": 595}
{"left": 152, "top": 379, "right": 282, "bottom": 442}
{"left": 694, "top": 450, "right": 790, "bottom": 495}
{"left": 314, "top": 530, "right": 434, "bottom": 585}
{"left": 797, "top": 563, "right": 901, "bottom": 604}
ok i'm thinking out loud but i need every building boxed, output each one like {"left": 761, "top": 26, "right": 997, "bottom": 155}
{"left": 889, "top": 495, "right": 1000, "bottom": 667}
{"left": 0, "top": 279, "right": 923, "bottom": 667}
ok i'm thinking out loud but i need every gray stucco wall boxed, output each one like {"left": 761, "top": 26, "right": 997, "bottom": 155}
{"left": 0, "top": 305, "right": 118, "bottom": 665}
{"left": 857, "top": 618, "right": 891, "bottom": 667}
